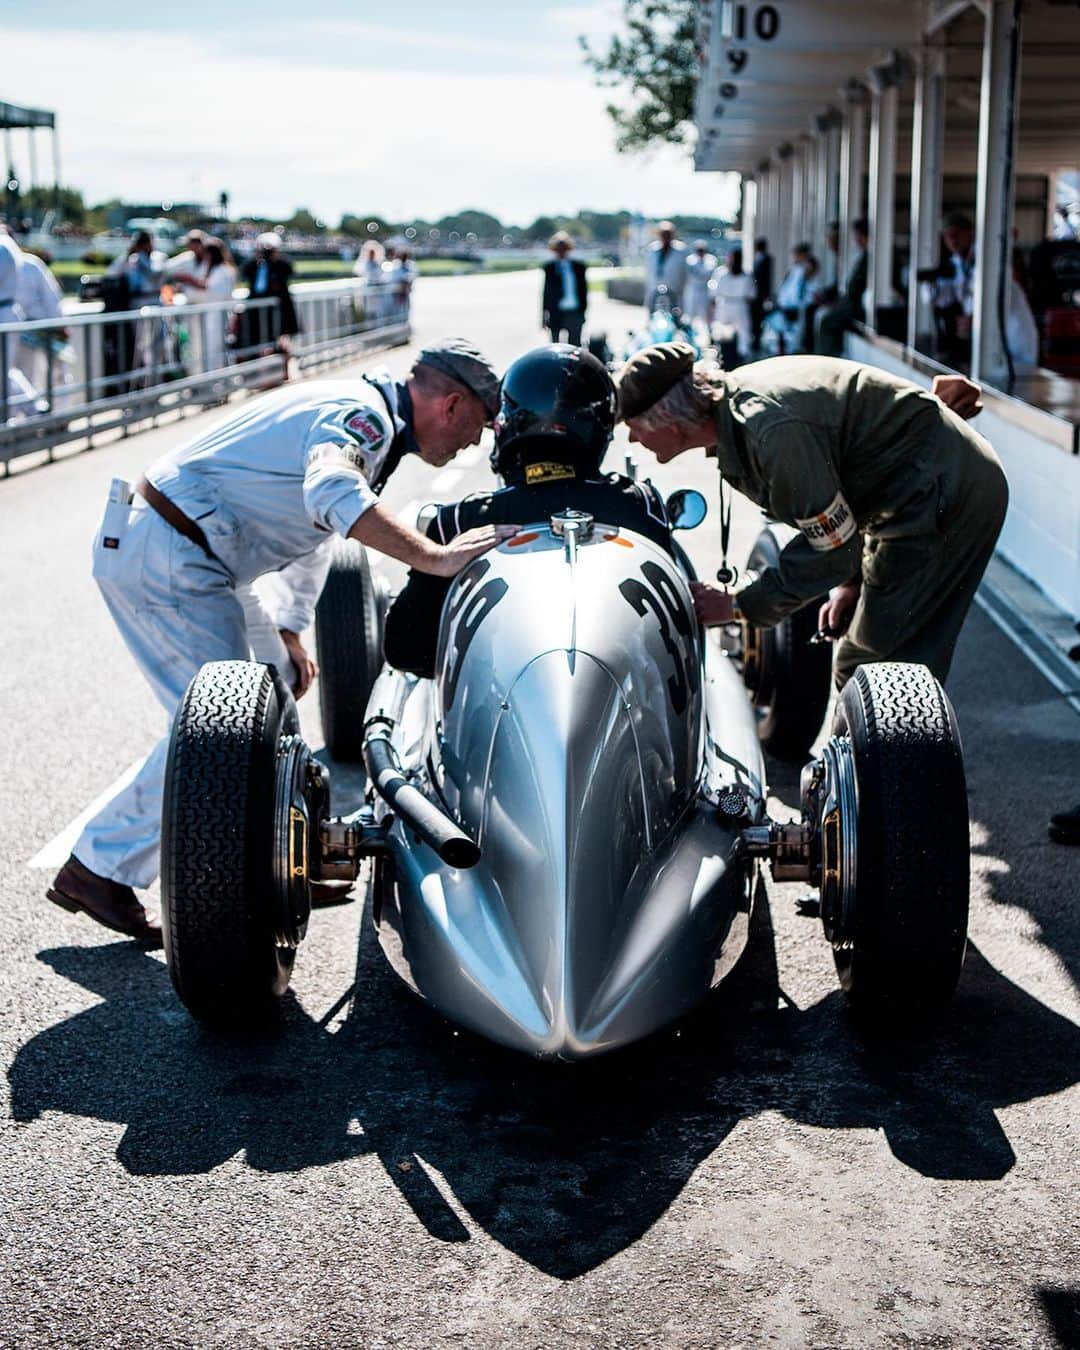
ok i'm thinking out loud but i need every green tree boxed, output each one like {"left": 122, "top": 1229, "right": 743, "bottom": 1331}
{"left": 285, "top": 207, "right": 323, "bottom": 233}
{"left": 524, "top": 215, "right": 557, "bottom": 243}
{"left": 21, "top": 185, "right": 88, "bottom": 225}
{"left": 579, "top": 210, "right": 632, "bottom": 242}
{"left": 581, "top": 0, "right": 698, "bottom": 152}
{"left": 434, "top": 210, "right": 503, "bottom": 241}
{"left": 340, "top": 213, "right": 393, "bottom": 238}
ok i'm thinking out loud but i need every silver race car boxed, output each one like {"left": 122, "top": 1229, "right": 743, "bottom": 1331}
{"left": 160, "top": 349, "right": 970, "bottom": 1055}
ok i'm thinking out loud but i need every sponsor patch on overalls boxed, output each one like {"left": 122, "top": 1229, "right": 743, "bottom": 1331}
{"left": 525, "top": 461, "right": 575, "bottom": 484}
{"left": 343, "top": 409, "right": 387, "bottom": 453}
{"left": 795, "top": 491, "right": 857, "bottom": 551}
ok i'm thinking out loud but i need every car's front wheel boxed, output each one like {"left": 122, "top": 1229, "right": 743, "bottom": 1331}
{"left": 820, "top": 661, "right": 970, "bottom": 1029}
{"left": 162, "top": 660, "right": 308, "bottom": 1025}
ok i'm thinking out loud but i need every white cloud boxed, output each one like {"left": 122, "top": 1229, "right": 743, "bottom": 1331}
{"left": 1, "top": 27, "right": 739, "bottom": 224}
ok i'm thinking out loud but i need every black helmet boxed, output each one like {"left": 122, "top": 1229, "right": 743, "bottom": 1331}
{"left": 492, "top": 344, "right": 616, "bottom": 483}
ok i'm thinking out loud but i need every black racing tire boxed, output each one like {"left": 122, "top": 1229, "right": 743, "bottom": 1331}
{"left": 315, "top": 539, "right": 384, "bottom": 762}
{"left": 831, "top": 662, "right": 970, "bottom": 1029}
{"left": 162, "top": 660, "right": 298, "bottom": 1026}
{"left": 743, "top": 524, "right": 833, "bottom": 760}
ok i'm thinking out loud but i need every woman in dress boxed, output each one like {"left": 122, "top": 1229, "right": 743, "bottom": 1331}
{"left": 709, "top": 247, "right": 756, "bottom": 361}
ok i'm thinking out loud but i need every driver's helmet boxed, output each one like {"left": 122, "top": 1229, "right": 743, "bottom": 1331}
{"left": 492, "top": 344, "right": 616, "bottom": 484}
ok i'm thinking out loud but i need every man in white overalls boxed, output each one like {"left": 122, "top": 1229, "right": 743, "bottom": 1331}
{"left": 47, "top": 339, "right": 512, "bottom": 946}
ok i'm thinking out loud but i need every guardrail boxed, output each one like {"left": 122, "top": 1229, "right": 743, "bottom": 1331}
{"left": 0, "top": 278, "right": 410, "bottom": 471}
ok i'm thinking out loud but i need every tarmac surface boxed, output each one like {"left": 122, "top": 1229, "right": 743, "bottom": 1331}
{"left": 1, "top": 270, "right": 1078, "bottom": 1347}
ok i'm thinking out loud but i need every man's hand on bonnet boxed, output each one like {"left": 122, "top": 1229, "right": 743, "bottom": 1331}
{"left": 689, "top": 581, "right": 736, "bottom": 627}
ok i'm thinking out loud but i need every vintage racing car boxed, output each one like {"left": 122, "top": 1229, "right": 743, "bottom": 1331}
{"left": 160, "top": 518, "right": 969, "bottom": 1057}
{"left": 159, "top": 348, "right": 969, "bottom": 1055}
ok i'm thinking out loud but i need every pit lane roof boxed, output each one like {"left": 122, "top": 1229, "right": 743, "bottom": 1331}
{"left": 694, "top": 0, "right": 1080, "bottom": 176}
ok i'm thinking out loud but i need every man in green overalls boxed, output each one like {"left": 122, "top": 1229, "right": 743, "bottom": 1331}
{"left": 618, "top": 345, "right": 1007, "bottom": 688}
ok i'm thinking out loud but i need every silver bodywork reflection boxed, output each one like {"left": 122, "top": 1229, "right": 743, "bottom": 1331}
{"left": 369, "top": 521, "right": 767, "bottom": 1059}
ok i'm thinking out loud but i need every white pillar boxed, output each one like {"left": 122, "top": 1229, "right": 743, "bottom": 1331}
{"left": 839, "top": 92, "right": 868, "bottom": 285}
{"left": 867, "top": 67, "right": 899, "bottom": 323}
{"left": 742, "top": 176, "right": 758, "bottom": 262}
{"left": 907, "top": 39, "right": 945, "bottom": 350}
{"left": 816, "top": 111, "right": 842, "bottom": 286}
{"left": 810, "top": 126, "right": 827, "bottom": 276}
{"left": 972, "top": 0, "right": 1023, "bottom": 384}
{"left": 777, "top": 145, "right": 795, "bottom": 267}
{"left": 756, "top": 164, "right": 772, "bottom": 260}
{"left": 828, "top": 122, "right": 843, "bottom": 287}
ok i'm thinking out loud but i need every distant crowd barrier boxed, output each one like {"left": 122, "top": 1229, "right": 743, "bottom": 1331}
{"left": 0, "top": 278, "right": 410, "bottom": 471}
{"left": 606, "top": 276, "right": 646, "bottom": 306}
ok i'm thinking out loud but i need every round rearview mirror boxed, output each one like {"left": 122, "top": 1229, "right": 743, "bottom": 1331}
{"left": 666, "top": 488, "right": 708, "bottom": 531}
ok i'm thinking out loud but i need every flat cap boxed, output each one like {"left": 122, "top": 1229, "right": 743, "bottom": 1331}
{"left": 416, "top": 337, "right": 500, "bottom": 419}
{"left": 617, "top": 342, "right": 696, "bottom": 420}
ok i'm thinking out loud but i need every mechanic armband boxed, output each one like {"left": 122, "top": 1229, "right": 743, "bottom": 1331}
{"left": 794, "top": 492, "right": 857, "bottom": 552}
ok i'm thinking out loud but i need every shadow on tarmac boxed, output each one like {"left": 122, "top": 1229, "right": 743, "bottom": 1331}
{"left": 9, "top": 879, "right": 1080, "bottom": 1279}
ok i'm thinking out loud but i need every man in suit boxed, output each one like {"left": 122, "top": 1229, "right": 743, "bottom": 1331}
{"left": 644, "top": 220, "right": 688, "bottom": 312}
{"left": 751, "top": 236, "right": 774, "bottom": 350}
{"left": 238, "top": 231, "right": 301, "bottom": 362}
{"left": 542, "top": 231, "right": 588, "bottom": 345}
{"left": 814, "top": 218, "right": 870, "bottom": 356}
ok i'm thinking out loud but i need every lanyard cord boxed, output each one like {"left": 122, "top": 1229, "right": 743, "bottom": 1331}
{"left": 715, "top": 472, "right": 739, "bottom": 588}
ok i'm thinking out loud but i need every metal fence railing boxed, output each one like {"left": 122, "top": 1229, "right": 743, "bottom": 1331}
{"left": 0, "top": 278, "right": 410, "bottom": 471}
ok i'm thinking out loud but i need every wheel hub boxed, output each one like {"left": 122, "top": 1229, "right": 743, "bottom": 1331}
{"left": 819, "top": 735, "right": 858, "bottom": 947}
{"left": 272, "top": 735, "right": 327, "bottom": 948}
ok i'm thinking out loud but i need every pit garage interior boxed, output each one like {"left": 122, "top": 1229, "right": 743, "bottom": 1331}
{"left": 694, "top": 0, "right": 1080, "bottom": 628}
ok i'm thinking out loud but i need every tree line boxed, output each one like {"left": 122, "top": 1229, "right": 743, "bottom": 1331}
{"left": 13, "top": 190, "right": 727, "bottom": 245}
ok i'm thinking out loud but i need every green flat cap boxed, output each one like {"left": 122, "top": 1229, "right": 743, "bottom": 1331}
{"left": 416, "top": 338, "right": 500, "bottom": 420}
{"left": 617, "top": 342, "right": 696, "bottom": 420}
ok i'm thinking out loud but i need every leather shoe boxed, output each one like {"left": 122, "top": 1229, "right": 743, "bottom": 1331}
{"left": 1048, "top": 804, "right": 1080, "bottom": 846}
{"left": 47, "top": 855, "right": 163, "bottom": 949}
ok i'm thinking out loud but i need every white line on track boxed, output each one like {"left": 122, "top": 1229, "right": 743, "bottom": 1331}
{"left": 27, "top": 754, "right": 149, "bottom": 870}
{"left": 974, "top": 587, "right": 1080, "bottom": 715}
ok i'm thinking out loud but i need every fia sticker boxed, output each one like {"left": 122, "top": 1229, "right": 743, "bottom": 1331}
{"left": 525, "top": 461, "right": 575, "bottom": 485}
{"left": 795, "top": 491, "right": 857, "bottom": 551}
{"left": 344, "top": 409, "right": 386, "bottom": 453}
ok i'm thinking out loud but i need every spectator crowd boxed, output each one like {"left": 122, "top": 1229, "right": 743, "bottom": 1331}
{"left": 616, "top": 206, "right": 1079, "bottom": 379}
{"left": 2, "top": 225, "right": 414, "bottom": 424}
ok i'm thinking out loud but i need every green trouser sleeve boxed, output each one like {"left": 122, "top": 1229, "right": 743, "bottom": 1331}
{"left": 733, "top": 417, "right": 863, "bottom": 627}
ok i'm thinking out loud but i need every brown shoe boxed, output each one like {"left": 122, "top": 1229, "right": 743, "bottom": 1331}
{"left": 47, "top": 855, "right": 163, "bottom": 949}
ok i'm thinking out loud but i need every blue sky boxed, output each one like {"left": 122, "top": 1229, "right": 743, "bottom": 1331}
{"left": 1, "top": 2, "right": 738, "bottom": 224}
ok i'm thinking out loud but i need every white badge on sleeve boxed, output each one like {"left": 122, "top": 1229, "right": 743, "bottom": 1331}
{"left": 92, "top": 478, "right": 134, "bottom": 581}
{"left": 795, "top": 491, "right": 857, "bottom": 552}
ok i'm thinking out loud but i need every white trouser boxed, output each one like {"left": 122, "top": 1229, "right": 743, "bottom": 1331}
{"left": 73, "top": 505, "right": 295, "bottom": 889}
{"left": 684, "top": 286, "right": 711, "bottom": 322}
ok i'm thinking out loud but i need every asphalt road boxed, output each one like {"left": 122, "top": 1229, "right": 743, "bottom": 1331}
{"left": 1, "top": 270, "right": 1077, "bottom": 1348}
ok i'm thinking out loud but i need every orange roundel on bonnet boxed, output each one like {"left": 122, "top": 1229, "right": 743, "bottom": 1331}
{"left": 507, "top": 532, "right": 540, "bottom": 547}
{"left": 604, "top": 533, "right": 634, "bottom": 548}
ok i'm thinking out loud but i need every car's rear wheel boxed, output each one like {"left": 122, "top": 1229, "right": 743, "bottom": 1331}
{"left": 821, "top": 662, "right": 970, "bottom": 1030}
{"left": 742, "top": 523, "right": 833, "bottom": 760}
{"left": 162, "top": 660, "right": 307, "bottom": 1026}
{"left": 315, "top": 539, "right": 385, "bottom": 762}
